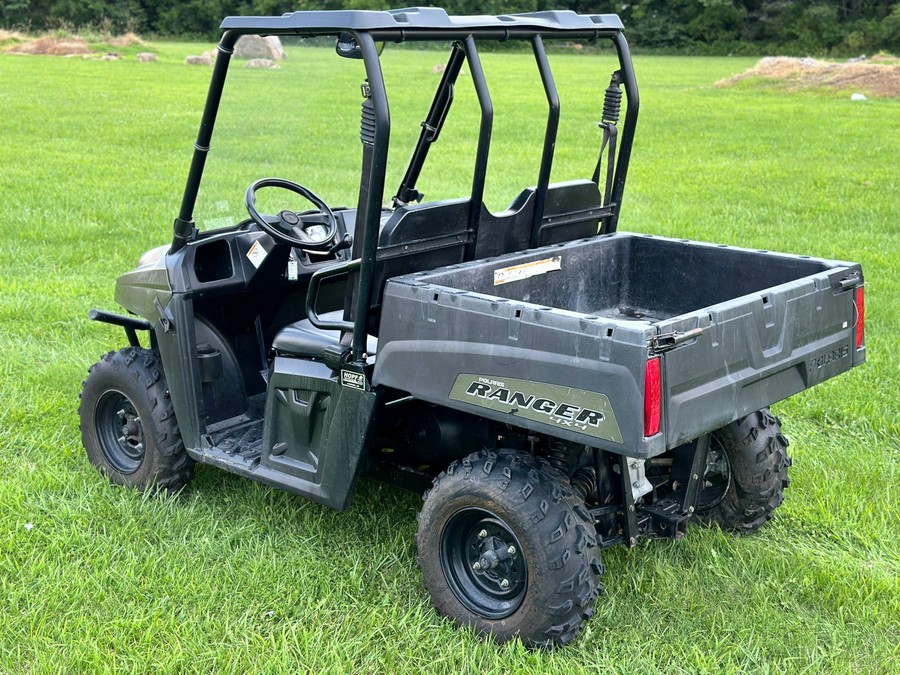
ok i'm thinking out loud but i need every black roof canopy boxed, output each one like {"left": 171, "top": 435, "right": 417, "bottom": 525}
{"left": 219, "top": 7, "right": 624, "bottom": 38}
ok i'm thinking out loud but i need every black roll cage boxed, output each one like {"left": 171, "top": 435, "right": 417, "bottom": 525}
{"left": 170, "top": 8, "right": 639, "bottom": 365}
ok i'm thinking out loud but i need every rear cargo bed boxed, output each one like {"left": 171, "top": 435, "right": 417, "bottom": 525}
{"left": 373, "top": 232, "right": 864, "bottom": 457}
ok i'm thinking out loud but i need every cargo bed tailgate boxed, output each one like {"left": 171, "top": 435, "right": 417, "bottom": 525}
{"left": 656, "top": 256, "right": 865, "bottom": 448}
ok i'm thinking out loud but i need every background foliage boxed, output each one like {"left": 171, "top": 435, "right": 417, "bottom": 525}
{"left": 1, "top": 0, "right": 899, "bottom": 54}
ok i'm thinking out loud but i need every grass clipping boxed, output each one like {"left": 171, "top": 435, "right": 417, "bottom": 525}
{"left": 716, "top": 55, "right": 900, "bottom": 97}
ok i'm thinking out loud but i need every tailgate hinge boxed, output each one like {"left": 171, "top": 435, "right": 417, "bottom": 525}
{"left": 649, "top": 328, "right": 703, "bottom": 354}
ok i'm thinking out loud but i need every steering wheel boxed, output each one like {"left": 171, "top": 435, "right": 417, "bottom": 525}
{"left": 245, "top": 178, "right": 338, "bottom": 251}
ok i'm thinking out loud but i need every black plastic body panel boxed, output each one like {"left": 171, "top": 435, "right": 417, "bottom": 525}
{"left": 259, "top": 357, "right": 379, "bottom": 510}
{"left": 650, "top": 240, "right": 865, "bottom": 447}
{"left": 374, "top": 232, "right": 864, "bottom": 458}
{"left": 115, "top": 216, "right": 356, "bottom": 447}
{"left": 182, "top": 357, "right": 379, "bottom": 511}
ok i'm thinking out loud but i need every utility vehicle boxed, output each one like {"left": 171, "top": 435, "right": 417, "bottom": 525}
{"left": 80, "top": 8, "right": 866, "bottom": 647}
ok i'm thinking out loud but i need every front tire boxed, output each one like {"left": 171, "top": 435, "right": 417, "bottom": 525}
{"left": 79, "top": 348, "right": 193, "bottom": 493}
{"left": 417, "top": 449, "right": 602, "bottom": 647}
{"left": 696, "top": 408, "right": 791, "bottom": 534}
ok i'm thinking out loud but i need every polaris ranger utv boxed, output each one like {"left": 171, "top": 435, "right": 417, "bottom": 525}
{"left": 79, "top": 8, "right": 866, "bottom": 647}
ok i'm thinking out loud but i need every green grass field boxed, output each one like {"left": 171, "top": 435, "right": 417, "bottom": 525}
{"left": 0, "top": 39, "right": 897, "bottom": 673}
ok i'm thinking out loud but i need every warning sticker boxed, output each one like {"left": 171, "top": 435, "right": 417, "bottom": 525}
{"left": 493, "top": 256, "right": 562, "bottom": 285}
{"left": 246, "top": 240, "right": 268, "bottom": 269}
{"left": 340, "top": 369, "right": 367, "bottom": 390}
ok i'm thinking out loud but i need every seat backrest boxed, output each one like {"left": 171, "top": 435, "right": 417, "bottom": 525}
{"left": 367, "top": 181, "right": 603, "bottom": 323}
{"left": 473, "top": 179, "right": 603, "bottom": 258}
{"left": 534, "top": 179, "right": 604, "bottom": 244}
{"left": 377, "top": 197, "right": 471, "bottom": 251}
{"left": 371, "top": 198, "right": 471, "bottom": 314}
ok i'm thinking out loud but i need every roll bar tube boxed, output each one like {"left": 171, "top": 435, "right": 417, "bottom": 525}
{"left": 603, "top": 31, "right": 639, "bottom": 233}
{"left": 530, "top": 35, "right": 560, "bottom": 247}
{"left": 170, "top": 20, "right": 639, "bottom": 364}
{"left": 392, "top": 43, "right": 466, "bottom": 207}
{"left": 171, "top": 31, "right": 239, "bottom": 253}
{"left": 462, "top": 36, "right": 492, "bottom": 260}
{"left": 351, "top": 32, "right": 391, "bottom": 362}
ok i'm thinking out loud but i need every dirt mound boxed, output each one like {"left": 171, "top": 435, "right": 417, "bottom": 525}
{"left": 108, "top": 32, "right": 148, "bottom": 48}
{"left": 716, "top": 56, "right": 900, "bottom": 97}
{"left": 6, "top": 35, "right": 92, "bottom": 56}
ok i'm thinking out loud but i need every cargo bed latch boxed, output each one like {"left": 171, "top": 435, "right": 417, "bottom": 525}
{"left": 649, "top": 328, "right": 703, "bottom": 354}
{"left": 837, "top": 274, "right": 862, "bottom": 291}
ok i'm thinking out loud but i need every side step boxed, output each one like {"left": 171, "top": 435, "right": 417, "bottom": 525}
{"left": 186, "top": 357, "right": 381, "bottom": 512}
{"left": 188, "top": 416, "right": 336, "bottom": 503}
{"left": 188, "top": 409, "right": 265, "bottom": 475}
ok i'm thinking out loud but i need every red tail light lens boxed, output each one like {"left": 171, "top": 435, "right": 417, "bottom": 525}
{"left": 644, "top": 357, "right": 661, "bottom": 437}
{"left": 855, "top": 286, "right": 865, "bottom": 349}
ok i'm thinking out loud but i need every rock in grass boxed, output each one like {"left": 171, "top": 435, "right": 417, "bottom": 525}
{"left": 245, "top": 58, "right": 279, "bottom": 70}
{"left": 185, "top": 54, "right": 212, "bottom": 66}
{"left": 136, "top": 52, "right": 157, "bottom": 63}
{"left": 235, "top": 35, "right": 285, "bottom": 60}
{"left": 265, "top": 36, "right": 286, "bottom": 60}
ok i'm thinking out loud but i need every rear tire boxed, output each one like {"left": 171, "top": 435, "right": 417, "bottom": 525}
{"left": 696, "top": 408, "right": 791, "bottom": 534}
{"left": 416, "top": 449, "right": 602, "bottom": 647}
{"left": 79, "top": 348, "right": 193, "bottom": 493}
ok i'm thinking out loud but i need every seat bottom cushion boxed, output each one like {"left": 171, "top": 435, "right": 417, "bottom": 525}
{"left": 272, "top": 310, "right": 377, "bottom": 359}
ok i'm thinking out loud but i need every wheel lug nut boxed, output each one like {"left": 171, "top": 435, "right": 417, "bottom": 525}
{"left": 472, "top": 562, "right": 482, "bottom": 571}
{"left": 478, "top": 529, "right": 488, "bottom": 539}
{"left": 500, "top": 579, "right": 510, "bottom": 590}
{"left": 507, "top": 545, "right": 516, "bottom": 556}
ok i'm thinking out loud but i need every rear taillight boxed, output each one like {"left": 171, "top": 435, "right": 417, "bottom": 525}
{"left": 855, "top": 286, "right": 865, "bottom": 349}
{"left": 644, "top": 357, "right": 661, "bottom": 437}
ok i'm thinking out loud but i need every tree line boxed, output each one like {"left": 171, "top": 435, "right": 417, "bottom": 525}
{"left": 2, "top": 0, "right": 898, "bottom": 54}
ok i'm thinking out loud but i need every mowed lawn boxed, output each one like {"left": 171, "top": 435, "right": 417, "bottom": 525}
{"left": 0, "top": 39, "right": 897, "bottom": 673}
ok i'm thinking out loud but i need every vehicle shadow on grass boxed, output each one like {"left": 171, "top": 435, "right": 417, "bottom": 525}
{"left": 185, "top": 462, "right": 420, "bottom": 543}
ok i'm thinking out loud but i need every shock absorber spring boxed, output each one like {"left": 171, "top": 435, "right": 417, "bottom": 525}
{"left": 547, "top": 441, "right": 578, "bottom": 477}
{"left": 570, "top": 467, "right": 598, "bottom": 501}
{"left": 601, "top": 72, "right": 623, "bottom": 125}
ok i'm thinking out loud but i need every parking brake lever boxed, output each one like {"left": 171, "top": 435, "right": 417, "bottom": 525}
{"left": 328, "top": 233, "right": 353, "bottom": 255}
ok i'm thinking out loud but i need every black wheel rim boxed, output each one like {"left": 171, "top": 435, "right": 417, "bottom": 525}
{"left": 95, "top": 390, "right": 145, "bottom": 475}
{"left": 440, "top": 508, "right": 527, "bottom": 620}
{"left": 698, "top": 433, "right": 731, "bottom": 511}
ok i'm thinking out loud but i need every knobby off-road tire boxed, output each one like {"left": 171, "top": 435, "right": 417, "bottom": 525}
{"left": 417, "top": 449, "right": 603, "bottom": 648}
{"left": 79, "top": 347, "right": 193, "bottom": 493}
{"left": 696, "top": 408, "right": 792, "bottom": 534}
